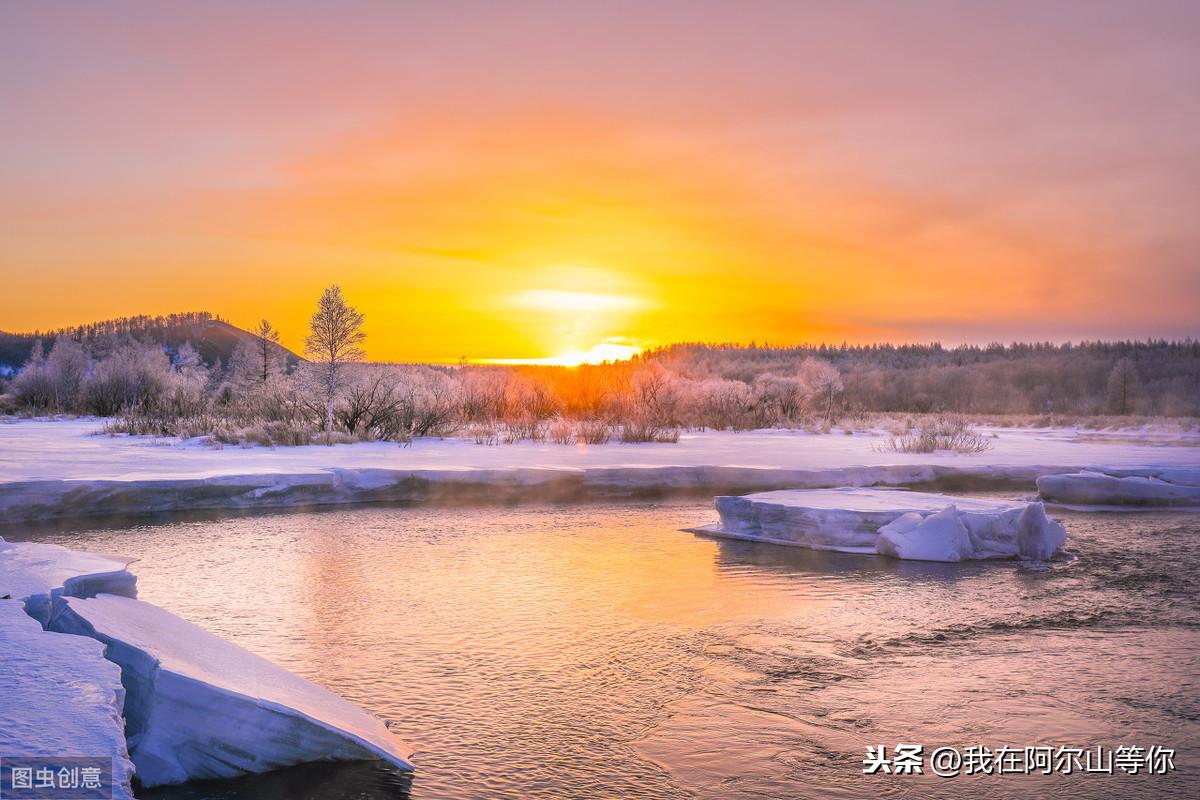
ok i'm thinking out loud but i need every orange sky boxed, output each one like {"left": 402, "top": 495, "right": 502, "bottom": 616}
{"left": 2, "top": 2, "right": 1198, "bottom": 362}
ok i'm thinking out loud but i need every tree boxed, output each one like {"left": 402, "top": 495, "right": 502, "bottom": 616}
{"left": 799, "top": 357, "right": 843, "bottom": 421}
{"left": 305, "top": 285, "right": 365, "bottom": 438}
{"left": 252, "top": 319, "right": 284, "bottom": 385}
{"left": 1106, "top": 357, "right": 1140, "bottom": 415}
{"left": 167, "top": 342, "right": 210, "bottom": 416}
{"left": 45, "top": 337, "right": 88, "bottom": 409}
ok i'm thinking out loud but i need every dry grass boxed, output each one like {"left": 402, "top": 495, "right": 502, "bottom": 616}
{"left": 575, "top": 418, "right": 612, "bottom": 445}
{"left": 619, "top": 423, "right": 681, "bottom": 443}
{"left": 547, "top": 417, "right": 575, "bottom": 445}
{"left": 838, "top": 411, "right": 1199, "bottom": 435}
{"left": 102, "top": 414, "right": 322, "bottom": 447}
{"left": 878, "top": 415, "right": 995, "bottom": 454}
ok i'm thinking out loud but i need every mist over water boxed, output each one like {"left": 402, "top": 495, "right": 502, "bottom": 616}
{"left": 16, "top": 501, "right": 1198, "bottom": 799}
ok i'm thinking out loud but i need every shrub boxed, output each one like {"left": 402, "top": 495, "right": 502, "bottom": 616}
{"left": 547, "top": 417, "right": 575, "bottom": 445}
{"left": 880, "top": 415, "right": 994, "bottom": 454}
{"left": 618, "top": 422, "right": 680, "bottom": 443}
{"left": 575, "top": 418, "right": 612, "bottom": 445}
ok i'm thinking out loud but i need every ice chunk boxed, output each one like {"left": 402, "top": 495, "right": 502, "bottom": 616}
{"left": 711, "top": 488, "right": 1022, "bottom": 551}
{"left": 697, "top": 488, "right": 1066, "bottom": 561}
{"left": 876, "top": 507, "right": 973, "bottom": 562}
{"left": 0, "top": 538, "right": 136, "bottom": 624}
{"left": 49, "top": 595, "right": 414, "bottom": 787}
{"left": 1015, "top": 503, "right": 1068, "bottom": 560}
{"left": 1037, "top": 470, "right": 1200, "bottom": 508}
{"left": 956, "top": 502, "right": 1066, "bottom": 561}
{"left": 0, "top": 601, "right": 136, "bottom": 799}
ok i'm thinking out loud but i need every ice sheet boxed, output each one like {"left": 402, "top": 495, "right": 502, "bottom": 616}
{"left": 0, "top": 537, "right": 136, "bottom": 623}
{"left": 0, "top": 601, "right": 136, "bottom": 799}
{"left": 49, "top": 595, "right": 415, "bottom": 787}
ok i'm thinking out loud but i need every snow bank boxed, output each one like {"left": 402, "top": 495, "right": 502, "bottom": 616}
{"left": 48, "top": 594, "right": 415, "bottom": 787}
{"left": 0, "top": 601, "right": 136, "bottom": 799}
{"left": 0, "top": 536, "right": 136, "bottom": 623}
{"left": 1037, "top": 468, "right": 1200, "bottom": 508}
{"left": 0, "top": 418, "right": 1196, "bottom": 521}
{"left": 0, "top": 464, "right": 1070, "bottom": 523}
{"left": 696, "top": 488, "right": 1066, "bottom": 562}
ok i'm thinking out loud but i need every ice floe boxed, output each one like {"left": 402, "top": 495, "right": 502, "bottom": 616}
{"left": 0, "top": 601, "right": 136, "bottom": 799}
{"left": 48, "top": 594, "right": 415, "bottom": 786}
{"left": 1037, "top": 469, "right": 1200, "bottom": 508}
{"left": 694, "top": 488, "right": 1067, "bottom": 562}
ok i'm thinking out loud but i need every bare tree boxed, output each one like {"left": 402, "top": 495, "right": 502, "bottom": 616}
{"left": 253, "top": 319, "right": 284, "bottom": 385}
{"left": 305, "top": 285, "right": 365, "bottom": 439}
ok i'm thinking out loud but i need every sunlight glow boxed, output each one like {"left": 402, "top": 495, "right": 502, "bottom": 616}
{"left": 509, "top": 289, "right": 650, "bottom": 313}
{"left": 484, "top": 341, "right": 643, "bottom": 367}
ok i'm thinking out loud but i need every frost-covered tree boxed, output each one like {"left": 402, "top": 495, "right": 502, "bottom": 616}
{"left": 305, "top": 285, "right": 365, "bottom": 438}
{"left": 229, "top": 319, "right": 286, "bottom": 391}
{"left": 799, "top": 357, "right": 843, "bottom": 421}
{"left": 83, "top": 341, "right": 171, "bottom": 415}
{"left": 252, "top": 319, "right": 285, "bottom": 385}
{"left": 753, "top": 373, "right": 808, "bottom": 423}
{"left": 1106, "top": 357, "right": 1140, "bottom": 415}
{"left": 228, "top": 338, "right": 259, "bottom": 390}
{"left": 630, "top": 362, "right": 681, "bottom": 428}
{"left": 686, "top": 378, "right": 754, "bottom": 430}
{"left": 45, "top": 336, "right": 89, "bottom": 409}
{"left": 12, "top": 340, "right": 53, "bottom": 408}
{"left": 166, "top": 342, "right": 210, "bottom": 416}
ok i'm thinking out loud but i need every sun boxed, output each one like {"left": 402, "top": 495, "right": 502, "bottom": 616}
{"left": 485, "top": 273, "right": 654, "bottom": 365}
{"left": 486, "top": 340, "right": 643, "bottom": 367}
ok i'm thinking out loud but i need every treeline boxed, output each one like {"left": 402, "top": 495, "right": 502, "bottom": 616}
{"left": 10, "top": 311, "right": 218, "bottom": 343}
{"left": 1, "top": 295, "right": 1196, "bottom": 447}
{"left": 648, "top": 340, "right": 1200, "bottom": 417}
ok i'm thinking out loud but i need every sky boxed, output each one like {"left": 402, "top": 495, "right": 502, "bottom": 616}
{"left": 2, "top": 1, "right": 1198, "bottom": 363}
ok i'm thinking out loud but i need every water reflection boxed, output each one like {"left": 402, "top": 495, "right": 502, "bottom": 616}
{"left": 11, "top": 503, "right": 1198, "bottom": 799}
{"left": 708, "top": 534, "right": 989, "bottom": 582}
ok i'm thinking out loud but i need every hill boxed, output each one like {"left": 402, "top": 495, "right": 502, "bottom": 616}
{"left": 0, "top": 312, "right": 302, "bottom": 372}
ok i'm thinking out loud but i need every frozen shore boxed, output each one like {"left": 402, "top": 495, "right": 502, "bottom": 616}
{"left": 0, "top": 419, "right": 1197, "bottom": 521}
{"left": 0, "top": 533, "right": 414, "bottom": 789}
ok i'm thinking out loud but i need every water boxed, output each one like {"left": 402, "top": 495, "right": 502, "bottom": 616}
{"left": 11, "top": 501, "right": 1199, "bottom": 799}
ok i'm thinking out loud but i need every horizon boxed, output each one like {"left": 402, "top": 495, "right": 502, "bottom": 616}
{"left": 3, "top": 2, "right": 1199, "bottom": 362}
{"left": 3, "top": 307, "right": 1197, "bottom": 369}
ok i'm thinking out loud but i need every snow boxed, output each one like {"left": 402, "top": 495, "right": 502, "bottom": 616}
{"left": 1037, "top": 468, "right": 1200, "bottom": 508}
{"left": 0, "top": 536, "right": 136, "bottom": 624}
{"left": 0, "top": 418, "right": 1196, "bottom": 521}
{"left": 48, "top": 594, "right": 415, "bottom": 787}
{"left": 695, "top": 488, "right": 1067, "bottom": 562}
{"left": 0, "top": 601, "right": 136, "bottom": 799}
